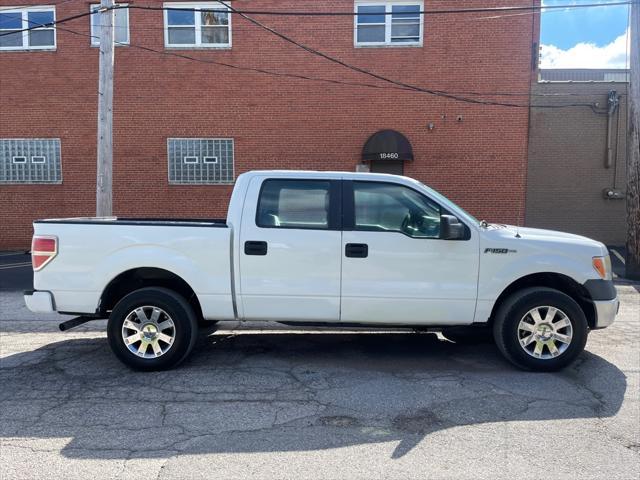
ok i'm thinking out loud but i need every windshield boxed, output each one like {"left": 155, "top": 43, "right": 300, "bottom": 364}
{"left": 418, "top": 182, "right": 479, "bottom": 225}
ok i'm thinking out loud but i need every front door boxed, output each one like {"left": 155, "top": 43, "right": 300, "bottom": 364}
{"left": 340, "top": 180, "right": 479, "bottom": 325}
{"left": 239, "top": 176, "right": 342, "bottom": 322}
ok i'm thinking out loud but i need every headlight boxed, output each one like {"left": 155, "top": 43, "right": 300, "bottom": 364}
{"left": 592, "top": 255, "right": 612, "bottom": 280}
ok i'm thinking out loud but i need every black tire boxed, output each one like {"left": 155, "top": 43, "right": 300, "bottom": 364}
{"left": 442, "top": 326, "right": 494, "bottom": 344}
{"left": 107, "top": 287, "right": 198, "bottom": 371}
{"left": 493, "top": 287, "right": 588, "bottom": 372}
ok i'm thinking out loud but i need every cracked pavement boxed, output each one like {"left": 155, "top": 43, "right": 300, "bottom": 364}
{"left": 0, "top": 261, "right": 639, "bottom": 479}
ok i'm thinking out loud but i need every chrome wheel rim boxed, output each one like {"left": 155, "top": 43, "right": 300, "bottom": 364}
{"left": 517, "top": 306, "right": 573, "bottom": 359}
{"left": 121, "top": 306, "right": 175, "bottom": 358}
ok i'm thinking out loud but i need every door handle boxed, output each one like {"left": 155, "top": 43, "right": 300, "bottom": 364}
{"left": 345, "top": 243, "right": 368, "bottom": 258}
{"left": 244, "top": 241, "right": 268, "bottom": 256}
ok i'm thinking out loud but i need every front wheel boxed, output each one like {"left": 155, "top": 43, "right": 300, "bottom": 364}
{"left": 493, "top": 287, "right": 588, "bottom": 371}
{"left": 107, "top": 287, "right": 198, "bottom": 371}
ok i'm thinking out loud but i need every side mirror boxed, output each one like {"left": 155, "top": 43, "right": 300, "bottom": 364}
{"left": 440, "top": 215, "right": 465, "bottom": 240}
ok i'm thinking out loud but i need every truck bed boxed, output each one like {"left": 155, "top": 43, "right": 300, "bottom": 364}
{"left": 31, "top": 217, "right": 234, "bottom": 320}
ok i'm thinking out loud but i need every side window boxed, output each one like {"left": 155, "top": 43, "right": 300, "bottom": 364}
{"left": 354, "top": 1, "right": 423, "bottom": 47}
{"left": 164, "top": 3, "right": 231, "bottom": 48}
{"left": 257, "top": 180, "right": 331, "bottom": 230}
{"left": 353, "top": 182, "right": 441, "bottom": 238}
{"left": 90, "top": 4, "right": 130, "bottom": 46}
{"left": 0, "top": 7, "right": 56, "bottom": 51}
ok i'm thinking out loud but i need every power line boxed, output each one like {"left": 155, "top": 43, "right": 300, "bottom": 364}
{"left": 219, "top": 1, "right": 611, "bottom": 109}
{"left": 0, "top": 3, "right": 620, "bottom": 110}
{"left": 0, "top": 0, "right": 79, "bottom": 12}
{"left": 127, "top": 1, "right": 637, "bottom": 16}
{"left": 0, "top": 9, "right": 95, "bottom": 32}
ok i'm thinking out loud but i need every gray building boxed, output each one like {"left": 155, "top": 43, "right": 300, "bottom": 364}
{"left": 526, "top": 71, "right": 628, "bottom": 245}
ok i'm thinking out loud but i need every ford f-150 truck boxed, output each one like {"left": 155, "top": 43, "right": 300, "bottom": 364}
{"left": 24, "top": 170, "right": 619, "bottom": 371}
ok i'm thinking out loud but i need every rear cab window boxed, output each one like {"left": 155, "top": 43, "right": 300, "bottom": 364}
{"left": 256, "top": 179, "right": 334, "bottom": 230}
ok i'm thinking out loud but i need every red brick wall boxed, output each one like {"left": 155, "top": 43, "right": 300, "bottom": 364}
{"left": 0, "top": 0, "right": 538, "bottom": 249}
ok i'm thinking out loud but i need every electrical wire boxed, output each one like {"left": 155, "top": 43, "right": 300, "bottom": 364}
{"left": 0, "top": 2, "right": 624, "bottom": 110}
{"left": 126, "top": 1, "right": 638, "bottom": 16}
{"left": 219, "top": 1, "right": 613, "bottom": 109}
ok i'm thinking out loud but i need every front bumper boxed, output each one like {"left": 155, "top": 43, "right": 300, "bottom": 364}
{"left": 582, "top": 279, "right": 618, "bottom": 329}
{"left": 592, "top": 297, "right": 619, "bottom": 329}
{"left": 24, "top": 290, "right": 55, "bottom": 313}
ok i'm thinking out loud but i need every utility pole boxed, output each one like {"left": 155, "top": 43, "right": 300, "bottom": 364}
{"left": 96, "top": 0, "right": 114, "bottom": 217}
{"left": 627, "top": 0, "right": 640, "bottom": 279}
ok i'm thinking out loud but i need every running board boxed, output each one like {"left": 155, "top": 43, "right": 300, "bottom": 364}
{"left": 59, "top": 316, "right": 102, "bottom": 332}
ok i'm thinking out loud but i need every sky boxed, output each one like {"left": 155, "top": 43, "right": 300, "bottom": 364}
{"left": 540, "top": 0, "right": 630, "bottom": 68}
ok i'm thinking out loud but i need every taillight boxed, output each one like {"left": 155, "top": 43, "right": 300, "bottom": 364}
{"left": 31, "top": 235, "right": 58, "bottom": 271}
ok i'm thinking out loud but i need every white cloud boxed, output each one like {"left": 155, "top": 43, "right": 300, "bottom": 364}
{"left": 540, "top": 29, "right": 629, "bottom": 68}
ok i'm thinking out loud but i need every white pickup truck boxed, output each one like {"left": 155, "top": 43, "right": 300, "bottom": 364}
{"left": 24, "top": 170, "right": 618, "bottom": 371}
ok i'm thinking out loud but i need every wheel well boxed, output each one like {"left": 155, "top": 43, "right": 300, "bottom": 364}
{"left": 489, "top": 273, "right": 596, "bottom": 329}
{"left": 99, "top": 268, "right": 203, "bottom": 320}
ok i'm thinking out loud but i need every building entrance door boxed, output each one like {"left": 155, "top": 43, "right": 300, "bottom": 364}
{"left": 362, "top": 130, "right": 412, "bottom": 176}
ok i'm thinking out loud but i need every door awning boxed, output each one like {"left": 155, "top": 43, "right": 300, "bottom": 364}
{"left": 362, "top": 130, "right": 414, "bottom": 162}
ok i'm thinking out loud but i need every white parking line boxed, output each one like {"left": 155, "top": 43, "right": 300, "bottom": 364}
{"left": 0, "top": 262, "right": 32, "bottom": 270}
{"left": 610, "top": 248, "right": 626, "bottom": 265}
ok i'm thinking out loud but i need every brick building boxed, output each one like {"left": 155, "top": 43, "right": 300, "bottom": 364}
{"left": 0, "top": 0, "right": 539, "bottom": 249}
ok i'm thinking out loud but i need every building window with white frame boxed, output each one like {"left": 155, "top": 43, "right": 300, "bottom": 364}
{"left": 164, "top": 2, "right": 231, "bottom": 48}
{"left": 90, "top": 4, "right": 130, "bottom": 46}
{"left": 168, "top": 138, "right": 234, "bottom": 184}
{"left": 354, "top": 1, "right": 423, "bottom": 47}
{"left": 0, "top": 6, "right": 56, "bottom": 51}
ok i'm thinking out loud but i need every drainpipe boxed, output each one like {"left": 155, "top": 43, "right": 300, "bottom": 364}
{"left": 605, "top": 90, "right": 619, "bottom": 169}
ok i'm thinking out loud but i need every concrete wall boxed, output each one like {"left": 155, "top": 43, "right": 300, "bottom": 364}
{"left": 526, "top": 82, "right": 628, "bottom": 245}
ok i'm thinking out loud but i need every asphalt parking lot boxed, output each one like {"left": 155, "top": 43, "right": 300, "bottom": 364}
{"left": 1, "top": 252, "right": 639, "bottom": 479}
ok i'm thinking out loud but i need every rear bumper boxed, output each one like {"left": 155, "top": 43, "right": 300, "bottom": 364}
{"left": 592, "top": 297, "right": 619, "bottom": 329}
{"left": 24, "top": 290, "right": 55, "bottom": 313}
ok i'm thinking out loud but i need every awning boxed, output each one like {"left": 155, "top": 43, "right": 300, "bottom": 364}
{"left": 362, "top": 130, "right": 414, "bottom": 162}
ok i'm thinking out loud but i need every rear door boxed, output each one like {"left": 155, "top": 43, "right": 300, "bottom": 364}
{"left": 238, "top": 176, "right": 342, "bottom": 322}
{"left": 340, "top": 180, "right": 479, "bottom": 325}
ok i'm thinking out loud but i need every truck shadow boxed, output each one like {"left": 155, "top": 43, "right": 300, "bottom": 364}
{"left": 0, "top": 330, "right": 627, "bottom": 460}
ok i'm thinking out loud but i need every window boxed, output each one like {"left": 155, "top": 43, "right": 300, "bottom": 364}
{"left": 164, "top": 2, "right": 231, "bottom": 48}
{"left": 354, "top": 1, "right": 423, "bottom": 47}
{"left": 353, "top": 182, "right": 440, "bottom": 238}
{"left": 0, "top": 139, "right": 62, "bottom": 184}
{"left": 257, "top": 180, "right": 331, "bottom": 230}
{"left": 0, "top": 7, "right": 56, "bottom": 51}
{"left": 90, "top": 4, "right": 130, "bottom": 46}
{"left": 167, "top": 138, "right": 233, "bottom": 184}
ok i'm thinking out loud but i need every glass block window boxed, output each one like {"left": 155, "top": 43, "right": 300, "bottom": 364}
{"left": 0, "top": 139, "right": 62, "bottom": 184}
{"left": 168, "top": 138, "right": 234, "bottom": 184}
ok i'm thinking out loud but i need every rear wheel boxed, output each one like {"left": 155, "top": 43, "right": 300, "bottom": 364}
{"left": 493, "top": 287, "right": 588, "bottom": 371}
{"left": 107, "top": 287, "right": 198, "bottom": 371}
